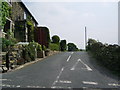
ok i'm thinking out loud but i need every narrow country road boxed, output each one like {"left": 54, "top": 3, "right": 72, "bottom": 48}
{"left": 1, "top": 51, "right": 119, "bottom": 89}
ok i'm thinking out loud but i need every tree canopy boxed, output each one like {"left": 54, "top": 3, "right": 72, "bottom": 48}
{"left": 60, "top": 40, "right": 67, "bottom": 51}
{"left": 67, "top": 43, "right": 78, "bottom": 51}
{"left": 52, "top": 35, "right": 60, "bottom": 44}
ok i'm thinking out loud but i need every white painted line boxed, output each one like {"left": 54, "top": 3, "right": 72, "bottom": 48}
{"left": 51, "top": 86, "right": 64, "bottom": 88}
{"left": 79, "top": 59, "right": 92, "bottom": 71}
{"left": 51, "top": 86, "right": 56, "bottom": 88}
{"left": 10, "top": 85, "right": 15, "bottom": 87}
{"left": 51, "top": 86, "right": 71, "bottom": 89}
{"left": 67, "top": 87, "right": 72, "bottom": 89}
{"left": 52, "top": 67, "right": 65, "bottom": 86}
{"left": 67, "top": 55, "right": 71, "bottom": 62}
{"left": 61, "top": 67, "right": 64, "bottom": 71}
{"left": 27, "top": 86, "right": 43, "bottom": 88}
{"left": 71, "top": 52, "right": 74, "bottom": 54}
{"left": 57, "top": 76, "right": 59, "bottom": 79}
{"left": 16, "top": 85, "right": 21, "bottom": 88}
{"left": 82, "top": 87, "right": 87, "bottom": 89}
{"left": 0, "top": 84, "right": 14, "bottom": 87}
{"left": 59, "top": 80, "right": 72, "bottom": 84}
{"left": 42, "top": 86, "right": 46, "bottom": 88}
{"left": 70, "top": 59, "right": 80, "bottom": 70}
{"left": 55, "top": 80, "right": 58, "bottom": 83}
{"left": 82, "top": 81, "right": 98, "bottom": 85}
{"left": 0, "top": 79, "right": 8, "bottom": 81}
{"left": 6, "top": 85, "right": 11, "bottom": 87}
{"left": 108, "top": 83, "right": 120, "bottom": 87}
{"left": 0, "top": 79, "right": 12, "bottom": 81}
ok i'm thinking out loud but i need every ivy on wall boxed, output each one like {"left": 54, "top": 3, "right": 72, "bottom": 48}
{"left": 27, "top": 19, "right": 34, "bottom": 42}
{"left": 0, "top": 1, "right": 11, "bottom": 29}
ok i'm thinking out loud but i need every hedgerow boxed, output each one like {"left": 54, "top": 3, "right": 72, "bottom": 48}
{"left": 87, "top": 39, "right": 120, "bottom": 75}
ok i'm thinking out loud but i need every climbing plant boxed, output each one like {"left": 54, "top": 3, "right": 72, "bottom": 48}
{"left": 27, "top": 19, "right": 34, "bottom": 42}
{"left": 0, "top": 1, "right": 11, "bottom": 29}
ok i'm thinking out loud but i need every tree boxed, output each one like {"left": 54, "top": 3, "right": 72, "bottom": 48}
{"left": 60, "top": 40, "right": 67, "bottom": 51}
{"left": 67, "top": 43, "right": 78, "bottom": 51}
{"left": 87, "top": 38, "right": 97, "bottom": 51}
{"left": 52, "top": 35, "right": 60, "bottom": 44}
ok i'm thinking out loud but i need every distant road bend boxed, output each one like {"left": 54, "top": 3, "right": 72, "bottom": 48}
{"left": 1, "top": 51, "right": 119, "bottom": 89}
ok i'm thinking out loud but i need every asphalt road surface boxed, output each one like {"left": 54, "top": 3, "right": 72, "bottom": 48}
{"left": 1, "top": 51, "right": 119, "bottom": 89}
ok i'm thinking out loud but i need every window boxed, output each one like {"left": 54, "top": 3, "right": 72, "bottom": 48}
{"left": 24, "top": 12, "right": 27, "bottom": 19}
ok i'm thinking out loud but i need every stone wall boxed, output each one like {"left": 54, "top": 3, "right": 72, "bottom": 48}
{"left": 11, "top": 2, "right": 25, "bottom": 22}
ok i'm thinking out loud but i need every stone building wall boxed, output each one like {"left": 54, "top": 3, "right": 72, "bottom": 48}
{"left": 11, "top": 2, "right": 25, "bottom": 22}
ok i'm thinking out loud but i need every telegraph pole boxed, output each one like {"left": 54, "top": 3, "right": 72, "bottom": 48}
{"left": 85, "top": 26, "right": 87, "bottom": 50}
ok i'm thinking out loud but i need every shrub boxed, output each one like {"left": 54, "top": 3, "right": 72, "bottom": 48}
{"left": 87, "top": 38, "right": 120, "bottom": 74}
{"left": 1, "top": 38, "right": 16, "bottom": 52}
{"left": 37, "top": 44, "right": 42, "bottom": 51}
{"left": 49, "top": 43, "right": 59, "bottom": 51}
{"left": 25, "top": 42, "right": 38, "bottom": 61}
{"left": 42, "top": 45, "right": 46, "bottom": 51}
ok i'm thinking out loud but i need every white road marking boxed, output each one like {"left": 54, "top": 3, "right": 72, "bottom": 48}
{"left": 59, "top": 80, "right": 72, "bottom": 84}
{"left": 0, "top": 79, "right": 11, "bottom": 81}
{"left": 51, "top": 86, "right": 71, "bottom": 89}
{"left": 0, "top": 79, "right": 7, "bottom": 81}
{"left": 16, "top": 85, "right": 21, "bottom": 88}
{"left": 79, "top": 59, "right": 92, "bottom": 71}
{"left": 51, "top": 86, "right": 63, "bottom": 88}
{"left": 0, "top": 84, "right": 12, "bottom": 87}
{"left": 82, "top": 87, "right": 87, "bottom": 89}
{"left": 82, "top": 81, "right": 98, "bottom": 85}
{"left": 27, "top": 86, "right": 44, "bottom": 88}
{"left": 68, "top": 87, "right": 72, "bottom": 89}
{"left": 52, "top": 67, "right": 65, "bottom": 86}
{"left": 108, "top": 83, "right": 120, "bottom": 87}
{"left": 70, "top": 59, "right": 80, "bottom": 70}
{"left": 71, "top": 52, "right": 74, "bottom": 54}
{"left": 6, "top": 85, "right": 11, "bottom": 87}
{"left": 67, "top": 55, "right": 71, "bottom": 62}
{"left": 51, "top": 86, "right": 56, "bottom": 88}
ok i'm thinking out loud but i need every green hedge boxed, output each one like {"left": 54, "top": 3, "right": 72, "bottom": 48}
{"left": 87, "top": 39, "right": 120, "bottom": 74}
{"left": 49, "top": 43, "right": 59, "bottom": 51}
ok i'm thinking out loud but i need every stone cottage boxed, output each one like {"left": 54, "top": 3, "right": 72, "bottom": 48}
{"left": 11, "top": 1, "right": 38, "bottom": 42}
{"left": 2, "top": 0, "right": 38, "bottom": 42}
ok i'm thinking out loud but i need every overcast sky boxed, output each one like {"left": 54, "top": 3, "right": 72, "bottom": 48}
{"left": 22, "top": 0, "right": 118, "bottom": 49}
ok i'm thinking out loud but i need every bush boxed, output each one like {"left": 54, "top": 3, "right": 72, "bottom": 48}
{"left": 37, "top": 44, "right": 42, "bottom": 51}
{"left": 42, "top": 45, "right": 46, "bottom": 51}
{"left": 1, "top": 38, "right": 16, "bottom": 52}
{"left": 49, "top": 43, "right": 59, "bottom": 51}
{"left": 87, "top": 39, "right": 120, "bottom": 74}
{"left": 25, "top": 42, "right": 38, "bottom": 61}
